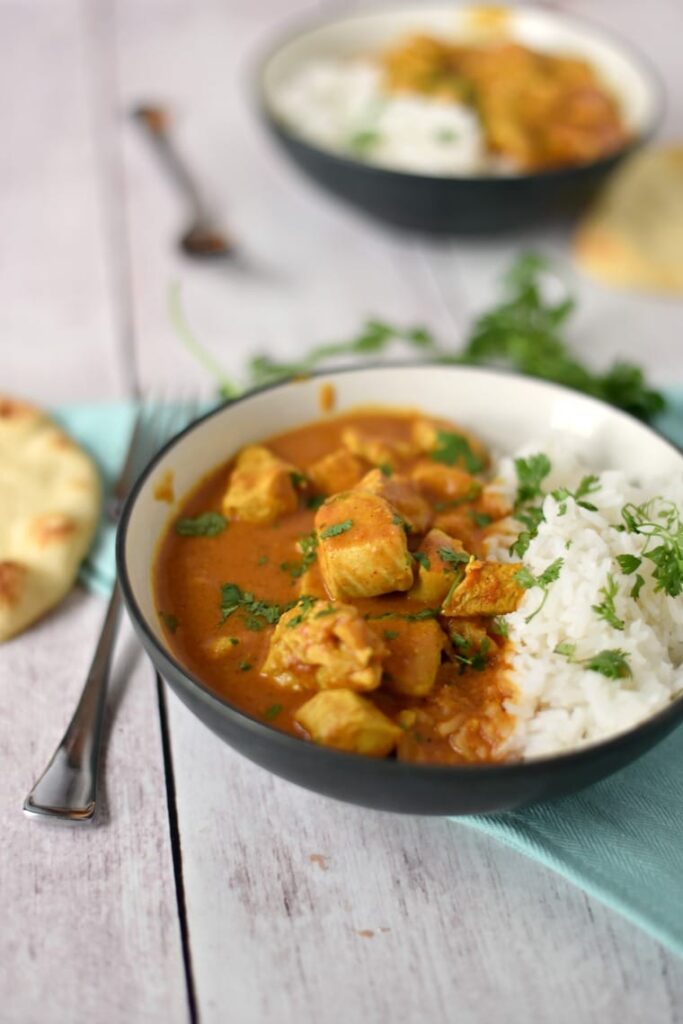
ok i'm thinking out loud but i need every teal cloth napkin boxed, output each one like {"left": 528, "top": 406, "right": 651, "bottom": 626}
{"left": 55, "top": 393, "right": 683, "bottom": 956}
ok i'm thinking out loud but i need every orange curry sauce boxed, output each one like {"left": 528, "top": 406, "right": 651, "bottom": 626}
{"left": 154, "top": 409, "right": 518, "bottom": 764}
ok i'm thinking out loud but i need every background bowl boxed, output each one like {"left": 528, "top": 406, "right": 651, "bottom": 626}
{"left": 257, "top": 4, "right": 662, "bottom": 234}
{"left": 117, "top": 366, "right": 683, "bottom": 815}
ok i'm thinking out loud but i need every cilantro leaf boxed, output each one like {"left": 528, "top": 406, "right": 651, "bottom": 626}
{"left": 616, "top": 554, "right": 642, "bottom": 575}
{"left": 264, "top": 704, "right": 283, "bottom": 721}
{"left": 431, "top": 430, "right": 485, "bottom": 473}
{"left": 413, "top": 551, "right": 431, "bottom": 570}
{"left": 159, "top": 611, "right": 178, "bottom": 633}
{"left": 175, "top": 512, "right": 227, "bottom": 537}
{"left": 584, "top": 649, "right": 632, "bottom": 679}
{"left": 320, "top": 519, "right": 353, "bottom": 539}
{"left": 515, "top": 454, "right": 551, "bottom": 505}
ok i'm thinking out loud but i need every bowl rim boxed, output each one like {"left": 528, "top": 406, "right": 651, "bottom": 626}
{"left": 116, "top": 362, "right": 683, "bottom": 778}
{"left": 253, "top": 1, "right": 665, "bottom": 185}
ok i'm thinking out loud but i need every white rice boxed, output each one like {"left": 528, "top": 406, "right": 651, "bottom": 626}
{"left": 489, "top": 435, "right": 683, "bottom": 759}
{"left": 273, "top": 59, "right": 486, "bottom": 176}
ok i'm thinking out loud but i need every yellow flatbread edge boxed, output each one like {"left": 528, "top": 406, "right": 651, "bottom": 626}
{"left": 0, "top": 396, "right": 102, "bottom": 643}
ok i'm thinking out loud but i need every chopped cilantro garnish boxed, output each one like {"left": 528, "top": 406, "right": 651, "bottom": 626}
{"left": 514, "top": 558, "right": 563, "bottom": 622}
{"left": 383, "top": 630, "right": 399, "bottom": 641}
{"left": 257, "top": 554, "right": 269, "bottom": 566}
{"left": 159, "top": 611, "right": 178, "bottom": 633}
{"left": 556, "top": 643, "right": 631, "bottom": 680}
{"left": 491, "top": 616, "right": 509, "bottom": 639}
{"left": 469, "top": 511, "right": 493, "bottom": 527}
{"left": 348, "top": 128, "right": 381, "bottom": 155}
{"left": 280, "top": 531, "right": 318, "bottom": 579}
{"left": 437, "top": 547, "right": 470, "bottom": 571}
{"left": 449, "top": 632, "right": 490, "bottom": 672}
{"left": 585, "top": 650, "right": 631, "bottom": 679}
{"left": 379, "top": 463, "right": 393, "bottom": 477}
{"left": 592, "top": 574, "right": 624, "bottom": 631}
{"left": 219, "top": 583, "right": 295, "bottom": 630}
{"left": 413, "top": 551, "right": 431, "bottom": 570}
{"left": 551, "top": 474, "right": 600, "bottom": 515}
{"left": 264, "top": 704, "right": 283, "bottom": 721}
{"left": 320, "top": 519, "right": 353, "bottom": 539}
{"left": 630, "top": 573, "right": 646, "bottom": 599}
{"left": 290, "top": 471, "right": 308, "bottom": 489}
{"left": 239, "top": 661, "right": 252, "bottom": 672}
{"left": 431, "top": 430, "right": 485, "bottom": 473}
{"left": 306, "top": 494, "right": 326, "bottom": 510}
{"left": 175, "top": 512, "right": 227, "bottom": 537}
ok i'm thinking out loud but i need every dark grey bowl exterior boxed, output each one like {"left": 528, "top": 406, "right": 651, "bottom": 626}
{"left": 115, "top": 376, "right": 683, "bottom": 817}
{"left": 119, "top": 609, "right": 683, "bottom": 814}
{"left": 263, "top": 119, "right": 643, "bottom": 235}
{"left": 255, "top": 5, "right": 663, "bottom": 235}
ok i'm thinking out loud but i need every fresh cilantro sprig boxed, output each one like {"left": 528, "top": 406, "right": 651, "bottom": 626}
{"left": 509, "top": 453, "right": 551, "bottom": 558}
{"left": 620, "top": 498, "right": 683, "bottom": 598}
{"left": 592, "top": 573, "right": 625, "bottom": 630}
{"left": 170, "top": 254, "right": 665, "bottom": 422}
{"left": 514, "top": 558, "right": 564, "bottom": 622}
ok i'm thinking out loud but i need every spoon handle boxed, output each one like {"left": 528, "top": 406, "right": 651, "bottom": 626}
{"left": 132, "top": 105, "right": 209, "bottom": 222}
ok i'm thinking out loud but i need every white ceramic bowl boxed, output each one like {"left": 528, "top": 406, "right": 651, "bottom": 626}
{"left": 117, "top": 366, "right": 683, "bottom": 814}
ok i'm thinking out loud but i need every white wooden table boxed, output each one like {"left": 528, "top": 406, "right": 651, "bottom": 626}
{"left": 3, "top": 2, "right": 683, "bottom": 1021}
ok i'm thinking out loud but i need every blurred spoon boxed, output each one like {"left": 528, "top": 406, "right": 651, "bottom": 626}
{"left": 132, "top": 104, "right": 234, "bottom": 259}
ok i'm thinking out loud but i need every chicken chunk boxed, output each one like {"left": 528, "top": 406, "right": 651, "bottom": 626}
{"left": 433, "top": 510, "right": 479, "bottom": 553}
{"left": 478, "top": 484, "right": 513, "bottom": 521}
{"left": 341, "top": 426, "right": 415, "bottom": 470}
{"left": 377, "top": 618, "right": 446, "bottom": 697}
{"left": 441, "top": 560, "right": 524, "bottom": 617}
{"left": 409, "top": 528, "right": 469, "bottom": 605}
{"left": 295, "top": 689, "right": 401, "bottom": 757}
{"left": 356, "top": 468, "right": 432, "bottom": 534}
{"left": 261, "top": 599, "right": 387, "bottom": 692}
{"left": 411, "top": 460, "right": 481, "bottom": 503}
{"left": 307, "top": 448, "right": 367, "bottom": 495}
{"left": 222, "top": 445, "right": 298, "bottom": 524}
{"left": 411, "top": 417, "right": 489, "bottom": 471}
{"left": 315, "top": 491, "right": 413, "bottom": 599}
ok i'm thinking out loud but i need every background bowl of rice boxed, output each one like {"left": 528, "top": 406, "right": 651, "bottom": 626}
{"left": 256, "top": 4, "right": 662, "bottom": 234}
{"left": 118, "top": 365, "right": 683, "bottom": 815}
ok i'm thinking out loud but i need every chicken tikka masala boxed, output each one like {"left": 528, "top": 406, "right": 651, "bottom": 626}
{"left": 154, "top": 408, "right": 524, "bottom": 764}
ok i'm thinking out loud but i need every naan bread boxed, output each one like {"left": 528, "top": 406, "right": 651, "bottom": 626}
{"left": 0, "top": 396, "right": 101, "bottom": 642}
{"left": 573, "top": 145, "right": 683, "bottom": 294}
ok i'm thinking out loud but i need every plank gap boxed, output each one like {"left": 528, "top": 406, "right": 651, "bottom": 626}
{"left": 157, "top": 673, "right": 200, "bottom": 1024}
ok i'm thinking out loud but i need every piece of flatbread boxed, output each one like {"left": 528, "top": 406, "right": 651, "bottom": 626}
{"left": 0, "top": 396, "right": 101, "bottom": 643}
{"left": 573, "top": 145, "right": 683, "bottom": 294}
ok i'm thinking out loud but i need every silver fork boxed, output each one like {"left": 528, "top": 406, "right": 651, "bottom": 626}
{"left": 23, "top": 398, "right": 198, "bottom": 824}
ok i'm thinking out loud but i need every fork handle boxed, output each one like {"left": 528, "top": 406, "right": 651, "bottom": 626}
{"left": 23, "top": 584, "right": 123, "bottom": 823}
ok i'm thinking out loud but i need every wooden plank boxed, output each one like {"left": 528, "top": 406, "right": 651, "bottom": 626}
{"left": 0, "top": 3, "right": 187, "bottom": 1021}
{"left": 166, "top": 698, "right": 683, "bottom": 1024}
{"left": 114, "top": 0, "right": 683, "bottom": 1021}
